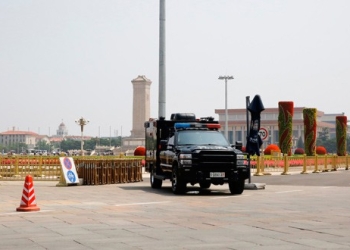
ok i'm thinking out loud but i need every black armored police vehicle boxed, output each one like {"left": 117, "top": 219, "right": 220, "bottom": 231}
{"left": 144, "top": 113, "right": 249, "bottom": 195}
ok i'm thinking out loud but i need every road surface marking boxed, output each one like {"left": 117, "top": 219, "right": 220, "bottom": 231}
{"left": 115, "top": 201, "right": 171, "bottom": 207}
{"left": 275, "top": 190, "right": 302, "bottom": 194}
{"left": 210, "top": 195, "right": 251, "bottom": 200}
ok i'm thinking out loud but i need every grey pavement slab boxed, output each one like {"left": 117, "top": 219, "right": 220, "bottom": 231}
{"left": 1, "top": 171, "right": 350, "bottom": 249}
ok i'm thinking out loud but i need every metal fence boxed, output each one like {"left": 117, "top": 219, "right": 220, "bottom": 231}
{"left": 75, "top": 159, "right": 143, "bottom": 185}
{"left": 1, "top": 155, "right": 349, "bottom": 183}
{"left": 250, "top": 154, "right": 350, "bottom": 175}
{"left": 0, "top": 156, "right": 61, "bottom": 180}
{"left": 0, "top": 156, "right": 143, "bottom": 185}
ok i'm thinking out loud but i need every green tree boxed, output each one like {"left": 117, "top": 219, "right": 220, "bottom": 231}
{"left": 323, "top": 138, "right": 336, "bottom": 153}
{"left": 296, "top": 136, "right": 304, "bottom": 149}
{"left": 89, "top": 137, "right": 122, "bottom": 148}
{"left": 84, "top": 138, "right": 98, "bottom": 150}
{"left": 5, "top": 142, "right": 28, "bottom": 154}
{"left": 112, "top": 137, "right": 122, "bottom": 147}
{"left": 316, "top": 127, "right": 337, "bottom": 153}
{"left": 36, "top": 140, "right": 51, "bottom": 151}
{"left": 318, "top": 127, "right": 329, "bottom": 143}
{"left": 0, "top": 144, "right": 7, "bottom": 154}
{"left": 60, "top": 139, "right": 80, "bottom": 152}
{"left": 56, "top": 137, "right": 123, "bottom": 152}
{"left": 316, "top": 136, "right": 337, "bottom": 154}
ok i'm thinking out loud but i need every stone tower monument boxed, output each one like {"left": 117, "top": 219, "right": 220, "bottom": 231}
{"left": 130, "top": 75, "right": 152, "bottom": 138}
{"left": 121, "top": 75, "right": 152, "bottom": 151}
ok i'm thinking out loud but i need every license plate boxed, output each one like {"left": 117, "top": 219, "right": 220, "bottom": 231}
{"left": 210, "top": 172, "right": 225, "bottom": 178}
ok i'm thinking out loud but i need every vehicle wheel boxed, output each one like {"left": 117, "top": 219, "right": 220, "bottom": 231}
{"left": 150, "top": 166, "right": 162, "bottom": 189}
{"left": 199, "top": 182, "right": 211, "bottom": 189}
{"left": 229, "top": 179, "right": 245, "bottom": 195}
{"left": 172, "top": 166, "right": 186, "bottom": 194}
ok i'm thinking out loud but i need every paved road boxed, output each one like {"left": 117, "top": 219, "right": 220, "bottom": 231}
{"left": 250, "top": 168, "right": 350, "bottom": 187}
{"left": 1, "top": 170, "right": 350, "bottom": 250}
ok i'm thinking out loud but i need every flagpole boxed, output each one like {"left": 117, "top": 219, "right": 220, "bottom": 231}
{"left": 246, "top": 96, "right": 251, "bottom": 183}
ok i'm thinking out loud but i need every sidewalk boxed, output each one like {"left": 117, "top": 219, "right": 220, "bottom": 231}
{"left": 2, "top": 170, "right": 350, "bottom": 249}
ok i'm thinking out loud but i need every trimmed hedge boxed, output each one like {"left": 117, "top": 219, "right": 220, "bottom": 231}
{"left": 264, "top": 144, "right": 280, "bottom": 155}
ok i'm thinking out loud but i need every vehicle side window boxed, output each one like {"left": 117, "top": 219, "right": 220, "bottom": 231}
{"left": 167, "top": 136, "right": 174, "bottom": 148}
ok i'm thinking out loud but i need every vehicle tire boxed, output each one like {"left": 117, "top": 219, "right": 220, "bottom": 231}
{"left": 199, "top": 182, "right": 211, "bottom": 189}
{"left": 150, "top": 166, "right": 162, "bottom": 189}
{"left": 172, "top": 166, "right": 186, "bottom": 194}
{"left": 229, "top": 179, "right": 245, "bottom": 195}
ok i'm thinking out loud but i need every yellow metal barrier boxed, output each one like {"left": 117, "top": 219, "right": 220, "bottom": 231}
{"left": 301, "top": 154, "right": 308, "bottom": 174}
{"left": 253, "top": 156, "right": 263, "bottom": 176}
{"left": 248, "top": 154, "right": 350, "bottom": 175}
{"left": 0, "top": 156, "right": 61, "bottom": 180}
{"left": 0, "top": 156, "right": 144, "bottom": 185}
{"left": 74, "top": 158, "right": 144, "bottom": 185}
{"left": 1, "top": 155, "right": 349, "bottom": 182}
{"left": 281, "top": 155, "right": 290, "bottom": 175}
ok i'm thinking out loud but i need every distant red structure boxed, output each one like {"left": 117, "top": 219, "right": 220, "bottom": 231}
{"left": 134, "top": 146, "right": 146, "bottom": 156}
{"left": 264, "top": 144, "right": 280, "bottom": 155}
{"left": 316, "top": 146, "right": 327, "bottom": 155}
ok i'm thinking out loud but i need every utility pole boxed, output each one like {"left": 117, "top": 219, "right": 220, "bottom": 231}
{"left": 158, "top": 0, "right": 166, "bottom": 118}
{"left": 218, "top": 76, "right": 234, "bottom": 140}
{"left": 75, "top": 117, "right": 89, "bottom": 156}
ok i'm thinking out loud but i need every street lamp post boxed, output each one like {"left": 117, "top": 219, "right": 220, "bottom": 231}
{"left": 75, "top": 117, "right": 89, "bottom": 156}
{"left": 218, "top": 76, "right": 234, "bottom": 140}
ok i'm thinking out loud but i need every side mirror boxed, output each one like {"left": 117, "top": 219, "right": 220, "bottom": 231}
{"left": 235, "top": 141, "right": 242, "bottom": 150}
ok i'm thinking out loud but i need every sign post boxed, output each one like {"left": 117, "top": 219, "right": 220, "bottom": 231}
{"left": 245, "top": 95, "right": 266, "bottom": 190}
{"left": 246, "top": 95, "right": 265, "bottom": 156}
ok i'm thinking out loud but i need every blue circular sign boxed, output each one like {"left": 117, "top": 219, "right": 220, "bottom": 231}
{"left": 66, "top": 170, "right": 76, "bottom": 183}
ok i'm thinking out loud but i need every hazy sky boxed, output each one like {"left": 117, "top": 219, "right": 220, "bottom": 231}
{"left": 1, "top": 1, "right": 349, "bottom": 137}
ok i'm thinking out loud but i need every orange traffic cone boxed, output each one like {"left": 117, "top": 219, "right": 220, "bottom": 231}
{"left": 16, "top": 175, "right": 40, "bottom": 212}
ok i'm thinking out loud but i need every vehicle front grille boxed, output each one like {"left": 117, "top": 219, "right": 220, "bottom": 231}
{"left": 193, "top": 150, "right": 235, "bottom": 169}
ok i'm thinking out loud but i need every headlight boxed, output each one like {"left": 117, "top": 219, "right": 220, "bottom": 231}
{"left": 180, "top": 154, "right": 192, "bottom": 165}
{"left": 236, "top": 155, "right": 244, "bottom": 165}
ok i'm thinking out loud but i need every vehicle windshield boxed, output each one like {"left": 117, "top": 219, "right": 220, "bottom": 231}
{"left": 177, "top": 130, "right": 229, "bottom": 146}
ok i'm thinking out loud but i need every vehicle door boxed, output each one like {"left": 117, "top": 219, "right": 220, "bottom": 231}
{"left": 159, "top": 135, "right": 175, "bottom": 173}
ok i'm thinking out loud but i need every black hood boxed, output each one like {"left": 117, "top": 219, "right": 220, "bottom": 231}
{"left": 177, "top": 145, "right": 232, "bottom": 152}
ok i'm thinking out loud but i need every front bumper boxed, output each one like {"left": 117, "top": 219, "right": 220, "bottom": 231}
{"left": 179, "top": 166, "right": 249, "bottom": 183}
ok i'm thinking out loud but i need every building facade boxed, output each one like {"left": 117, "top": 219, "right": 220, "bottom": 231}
{"left": 215, "top": 107, "right": 340, "bottom": 151}
{"left": 0, "top": 128, "right": 40, "bottom": 149}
